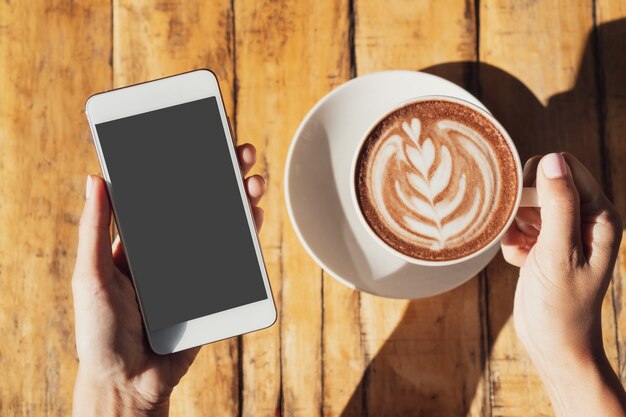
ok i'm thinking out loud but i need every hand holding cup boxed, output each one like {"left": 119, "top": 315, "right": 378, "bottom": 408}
{"left": 502, "top": 152, "right": 626, "bottom": 416}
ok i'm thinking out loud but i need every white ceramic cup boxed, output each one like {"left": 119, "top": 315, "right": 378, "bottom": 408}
{"left": 350, "top": 95, "right": 539, "bottom": 267}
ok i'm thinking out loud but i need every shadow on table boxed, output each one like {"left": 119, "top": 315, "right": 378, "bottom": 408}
{"left": 339, "top": 18, "right": 626, "bottom": 416}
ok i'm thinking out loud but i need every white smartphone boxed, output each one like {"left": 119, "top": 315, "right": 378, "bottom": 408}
{"left": 85, "top": 69, "right": 276, "bottom": 354}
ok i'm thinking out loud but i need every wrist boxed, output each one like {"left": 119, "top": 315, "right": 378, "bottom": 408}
{"left": 531, "top": 348, "right": 626, "bottom": 416}
{"left": 73, "top": 369, "right": 170, "bottom": 417}
{"left": 534, "top": 346, "right": 607, "bottom": 382}
{"left": 517, "top": 309, "right": 605, "bottom": 377}
{"left": 528, "top": 341, "right": 601, "bottom": 376}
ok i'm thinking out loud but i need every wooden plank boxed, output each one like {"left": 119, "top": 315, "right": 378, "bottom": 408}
{"left": 235, "top": 1, "right": 348, "bottom": 416}
{"left": 344, "top": 1, "right": 489, "bottom": 416}
{"left": 595, "top": 0, "right": 626, "bottom": 381}
{"left": 0, "top": 1, "right": 111, "bottom": 415}
{"left": 485, "top": 255, "right": 554, "bottom": 416}
{"left": 323, "top": 278, "right": 367, "bottom": 417}
{"left": 113, "top": 0, "right": 235, "bottom": 115}
{"left": 480, "top": 1, "right": 619, "bottom": 415}
{"left": 357, "top": 284, "right": 489, "bottom": 417}
{"left": 113, "top": 2, "right": 238, "bottom": 416}
{"left": 354, "top": 0, "right": 478, "bottom": 85}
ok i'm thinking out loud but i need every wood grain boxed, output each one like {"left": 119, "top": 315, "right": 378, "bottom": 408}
{"left": 480, "top": 1, "right": 619, "bottom": 415}
{"left": 323, "top": 278, "right": 366, "bottom": 417}
{"left": 354, "top": 0, "right": 477, "bottom": 84}
{"left": 113, "top": 0, "right": 235, "bottom": 113}
{"left": 235, "top": 0, "right": 348, "bottom": 416}
{"left": 595, "top": 0, "right": 626, "bottom": 381}
{"left": 1, "top": 1, "right": 625, "bottom": 415}
{"left": 341, "top": 1, "right": 489, "bottom": 416}
{"left": 0, "top": 1, "right": 110, "bottom": 415}
{"left": 113, "top": 2, "right": 238, "bottom": 416}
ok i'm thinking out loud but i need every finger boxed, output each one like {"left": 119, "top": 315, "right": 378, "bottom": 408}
{"left": 112, "top": 235, "right": 131, "bottom": 277}
{"left": 73, "top": 175, "right": 113, "bottom": 285}
{"left": 515, "top": 207, "right": 541, "bottom": 238}
{"left": 501, "top": 221, "right": 532, "bottom": 267}
{"left": 252, "top": 206, "right": 264, "bottom": 232}
{"left": 170, "top": 346, "right": 202, "bottom": 379}
{"left": 245, "top": 175, "right": 266, "bottom": 207}
{"left": 236, "top": 143, "right": 256, "bottom": 176}
{"left": 523, "top": 155, "right": 542, "bottom": 186}
{"left": 562, "top": 153, "right": 622, "bottom": 267}
{"left": 508, "top": 156, "right": 542, "bottom": 241}
{"left": 535, "top": 153, "right": 583, "bottom": 258}
{"left": 562, "top": 153, "right": 614, "bottom": 214}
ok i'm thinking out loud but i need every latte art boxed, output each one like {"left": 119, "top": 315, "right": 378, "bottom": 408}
{"left": 371, "top": 116, "right": 499, "bottom": 250}
{"left": 355, "top": 100, "right": 518, "bottom": 261}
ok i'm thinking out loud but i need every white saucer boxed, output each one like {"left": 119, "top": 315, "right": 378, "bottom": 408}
{"left": 284, "top": 71, "right": 500, "bottom": 298}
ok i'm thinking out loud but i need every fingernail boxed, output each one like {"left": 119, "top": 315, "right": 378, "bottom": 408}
{"left": 85, "top": 175, "right": 93, "bottom": 199}
{"left": 542, "top": 153, "right": 567, "bottom": 179}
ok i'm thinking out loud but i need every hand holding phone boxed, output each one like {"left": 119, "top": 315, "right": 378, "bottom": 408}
{"left": 84, "top": 70, "right": 276, "bottom": 355}
{"left": 71, "top": 144, "right": 265, "bottom": 415}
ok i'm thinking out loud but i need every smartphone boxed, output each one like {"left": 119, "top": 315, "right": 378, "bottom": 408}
{"left": 85, "top": 69, "right": 276, "bottom": 354}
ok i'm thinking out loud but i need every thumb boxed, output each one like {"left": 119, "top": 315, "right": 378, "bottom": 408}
{"left": 535, "top": 153, "right": 583, "bottom": 257}
{"left": 73, "top": 175, "right": 113, "bottom": 283}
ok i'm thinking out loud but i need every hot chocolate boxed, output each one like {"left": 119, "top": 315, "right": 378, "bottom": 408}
{"left": 354, "top": 99, "right": 518, "bottom": 262}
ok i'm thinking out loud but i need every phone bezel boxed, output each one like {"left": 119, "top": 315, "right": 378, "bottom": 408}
{"left": 85, "top": 69, "right": 276, "bottom": 354}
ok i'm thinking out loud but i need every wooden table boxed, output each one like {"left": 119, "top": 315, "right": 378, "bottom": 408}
{"left": 1, "top": 1, "right": 625, "bottom": 416}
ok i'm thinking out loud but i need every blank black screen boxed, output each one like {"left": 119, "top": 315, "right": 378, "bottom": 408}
{"left": 96, "top": 97, "right": 268, "bottom": 331}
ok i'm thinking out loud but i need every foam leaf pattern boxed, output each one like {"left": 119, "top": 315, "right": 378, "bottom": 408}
{"left": 369, "top": 117, "right": 497, "bottom": 250}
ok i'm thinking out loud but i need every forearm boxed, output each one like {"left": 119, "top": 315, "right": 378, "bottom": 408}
{"left": 535, "top": 350, "right": 626, "bottom": 417}
{"left": 73, "top": 370, "right": 170, "bottom": 417}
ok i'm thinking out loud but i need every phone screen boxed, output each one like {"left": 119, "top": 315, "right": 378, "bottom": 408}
{"left": 95, "top": 97, "right": 268, "bottom": 331}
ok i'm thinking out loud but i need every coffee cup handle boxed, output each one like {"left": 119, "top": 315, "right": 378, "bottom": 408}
{"left": 520, "top": 187, "right": 539, "bottom": 207}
